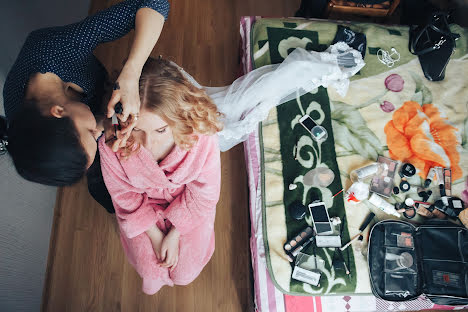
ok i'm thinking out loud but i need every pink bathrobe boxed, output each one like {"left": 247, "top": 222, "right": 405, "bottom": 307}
{"left": 99, "top": 134, "right": 220, "bottom": 294}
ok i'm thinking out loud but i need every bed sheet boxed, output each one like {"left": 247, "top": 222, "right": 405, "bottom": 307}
{"left": 240, "top": 16, "right": 468, "bottom": 312}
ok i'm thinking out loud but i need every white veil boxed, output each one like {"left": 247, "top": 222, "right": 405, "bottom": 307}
{"left": 174, "top": 42, "right": 365, "bottom": 151}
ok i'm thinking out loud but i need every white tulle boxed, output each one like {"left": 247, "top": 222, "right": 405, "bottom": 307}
{"left": 175, "top": 42, "right": 365, "bottom": 151}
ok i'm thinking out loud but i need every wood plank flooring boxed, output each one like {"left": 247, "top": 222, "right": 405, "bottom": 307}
{"left": 41, "top": 1, "right": 300, "bottom": 311}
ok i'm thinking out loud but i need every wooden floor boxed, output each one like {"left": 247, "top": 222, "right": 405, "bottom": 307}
{"left": 41, "top": 0, "right": 300, "bottom": 311}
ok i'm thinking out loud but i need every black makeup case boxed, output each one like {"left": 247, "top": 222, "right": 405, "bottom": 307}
{"left": 368, "top": 219, "right": 468, "bottom": 306}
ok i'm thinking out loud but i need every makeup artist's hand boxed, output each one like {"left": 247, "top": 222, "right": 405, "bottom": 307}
{"left": 146, "top": 225, "right": 165, "bottom": 261}
{"left": 103, "top": 116, "right": 137, "bottom": 152}
{"left": 160, "top": 227, "right": 180, "bottom": 271}
{"left": 107, "top": 65, "right": 141, "bottom": 123}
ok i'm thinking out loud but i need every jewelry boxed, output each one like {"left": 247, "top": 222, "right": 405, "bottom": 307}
{"left": 0, "top": 138, "right": 8, "bottom": 155}
{"left": 377, "top": 48, "right": 400, "bottom": 67}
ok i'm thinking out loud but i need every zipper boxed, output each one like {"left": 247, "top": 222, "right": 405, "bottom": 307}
{"left": 423, "top": 258, "right": 465, "bottom": 263}
{"left": 418, "top": 225, "right": 467, "bottom": 231}
{"left": 427, "top": 294, "right": 468, "bottom": 300}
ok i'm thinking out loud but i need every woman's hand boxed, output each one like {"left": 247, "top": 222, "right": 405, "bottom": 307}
{"left": 107, "top": 64, "right": 141, "bottom": 123}
{"left": 160, "top": 226, "right": 180, "bottom": 271}
{"left": 106, "top": 7, "right": 164, "bottom": 122}
{"left": 106, "top": 6, "right": 165, "bottom": 136}
{"left": 146, "top": 225, "right": 165, "bottom": 261}
{"left": 103, "top": 116, "right": 136, "bottom": 152}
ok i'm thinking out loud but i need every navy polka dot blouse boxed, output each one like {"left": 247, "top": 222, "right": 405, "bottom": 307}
{"left": 3, "top": 0, "right": 169, "bottom": 120}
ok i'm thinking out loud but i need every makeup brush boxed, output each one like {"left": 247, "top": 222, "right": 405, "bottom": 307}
{"left": 340, "top": 212, "right": 375, "bottom": 251}
{"left": 340, "top": 234, "right": 362, "bottom": 251}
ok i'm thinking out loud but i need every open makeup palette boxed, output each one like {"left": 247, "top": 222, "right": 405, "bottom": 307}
{"left": 368, "top": 220, "right": 468, "bottom": 306}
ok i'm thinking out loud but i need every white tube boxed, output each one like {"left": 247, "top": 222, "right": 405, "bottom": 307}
{"left": 368, "top": 193, "right": 401, "bottom": 217}
{"left": 434, "top": 167, "right": 443, "bottom": 184}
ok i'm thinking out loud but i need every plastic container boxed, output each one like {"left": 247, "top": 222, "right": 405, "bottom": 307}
{"left": 350, "top": 163, "right": 388, "bottom": 182}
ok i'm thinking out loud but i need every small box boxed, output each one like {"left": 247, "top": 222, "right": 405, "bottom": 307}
{"left": 316, "top": 222, "right": 341, "bottom": 248}
{"left": 292, "top": 252, "right": 325, "bottom": 286}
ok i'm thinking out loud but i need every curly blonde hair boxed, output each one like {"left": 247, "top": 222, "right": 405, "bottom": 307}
{"left": 120, "top": 58, "right": 223, "bottom": 157}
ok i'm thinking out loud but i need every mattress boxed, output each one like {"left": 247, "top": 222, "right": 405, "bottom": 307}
{"left": 240, "top": 16, "right": 468, "bottom": 312}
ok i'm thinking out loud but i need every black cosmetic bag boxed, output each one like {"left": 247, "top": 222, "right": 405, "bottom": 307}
{"left": 368, "top": 219, "right": 468, "bottom": 306}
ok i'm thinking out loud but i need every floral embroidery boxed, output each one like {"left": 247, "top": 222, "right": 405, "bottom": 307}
{"left": 384, "top": 73, "right": 404, "bottom": 92}
{"left": 380, "top": 100, "right": 395, "bottom": 113}
{"left": 384, "top": 101, "right": 462, "bottom": 180}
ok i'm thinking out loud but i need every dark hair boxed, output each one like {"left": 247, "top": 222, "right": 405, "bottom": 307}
{"left": 3, "top": 103, "right": 88, "bottom": 186}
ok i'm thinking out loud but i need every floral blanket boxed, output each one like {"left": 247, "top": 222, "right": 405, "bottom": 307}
{"left": 252, "top": 18, "right": 468, "bottom": 296}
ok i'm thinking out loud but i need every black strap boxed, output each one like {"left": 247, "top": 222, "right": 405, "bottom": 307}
{"left": 409, "top": 12, "right": 460, "bottom": 56}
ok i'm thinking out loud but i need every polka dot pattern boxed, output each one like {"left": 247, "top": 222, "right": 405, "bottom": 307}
{"left": 3, "top": 0, "right": 169, "bottom": 120}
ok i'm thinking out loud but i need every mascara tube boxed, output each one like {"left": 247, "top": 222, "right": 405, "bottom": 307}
{"left": 424, "top": 167, "right": 436, "bottom": 188}
{"left": 111, "top": 114, "right": 118, "bottom": 139}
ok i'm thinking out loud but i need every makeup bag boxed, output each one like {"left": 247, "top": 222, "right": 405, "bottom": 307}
{"left": 368, "top": 219, "right": 468, "bottom": 306}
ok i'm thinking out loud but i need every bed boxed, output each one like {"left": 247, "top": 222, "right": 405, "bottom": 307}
{"left": 239, "top": 16, "right": 468, "bottom": 312}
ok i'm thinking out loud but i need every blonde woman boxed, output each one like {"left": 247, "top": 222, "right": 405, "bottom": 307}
{"left": 99, "top": 58, "right": 222, "bottom": 294}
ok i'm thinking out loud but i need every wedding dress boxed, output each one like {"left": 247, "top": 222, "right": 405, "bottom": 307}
{"left": 175, "top": 42, "right": 365, "bottom": 151}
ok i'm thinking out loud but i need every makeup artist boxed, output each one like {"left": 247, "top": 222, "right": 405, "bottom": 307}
{"left": 0, "top": 0, "right": 169, "bottom": 186}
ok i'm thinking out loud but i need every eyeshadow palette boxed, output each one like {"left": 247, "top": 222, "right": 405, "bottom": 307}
{"left": 370, "top": 156, "right": 398, "bottom": 198}
{"left": 283, "top": 226, "right": 315, "bottom": 262}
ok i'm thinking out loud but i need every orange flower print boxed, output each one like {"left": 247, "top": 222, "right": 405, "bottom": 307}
{"left": 384, "top": 101, "right": 462, "bottom": 180}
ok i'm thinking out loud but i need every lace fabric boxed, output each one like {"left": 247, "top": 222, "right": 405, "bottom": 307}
{"left": 175, "top": 42, "right": 365, "bottom": 151}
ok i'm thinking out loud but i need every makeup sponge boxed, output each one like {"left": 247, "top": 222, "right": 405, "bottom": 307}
{"left": 289, "top": 202, "right": 307, "bottom": 220}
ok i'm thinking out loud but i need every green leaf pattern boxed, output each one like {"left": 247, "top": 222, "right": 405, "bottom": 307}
{"left": 409, "top": 71, "right": 433, "bottom": 105}
{"left": 286, "top": 97, "right": 350, "bottom": 294}
{"left": 462, "top": 118, "right": 468, "bottom": 149}
{"left": 278, "top": 37, "right": 313, "bottom": 59}
{"left": 331, "top": 101, "right": 383, "bottom": 160}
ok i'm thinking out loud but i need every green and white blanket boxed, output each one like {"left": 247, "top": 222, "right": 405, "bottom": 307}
{"left": 252, "top": 18, "right": 468, "bottom": 295}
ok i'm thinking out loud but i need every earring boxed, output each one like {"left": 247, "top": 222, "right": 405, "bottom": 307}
{"left": 0, "top": 139, "right": 8, "bottom": 155}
